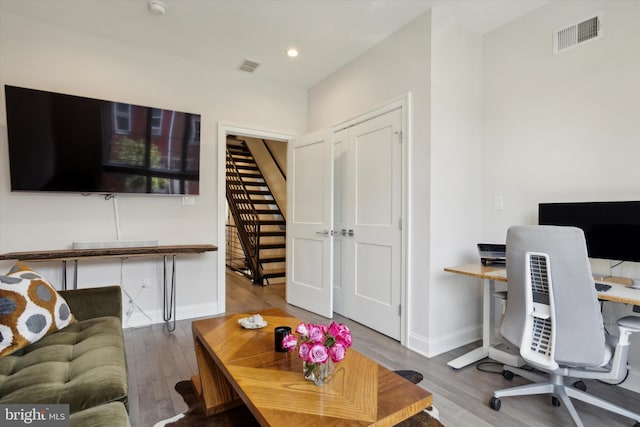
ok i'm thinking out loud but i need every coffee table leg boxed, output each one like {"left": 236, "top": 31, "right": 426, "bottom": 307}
{"left": 193, "top": 337, "right": 243, "bottom": 415}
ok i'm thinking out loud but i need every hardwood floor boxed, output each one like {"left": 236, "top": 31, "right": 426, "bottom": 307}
{"left": 124, "top": 270, "right": 639, "bottom": 426}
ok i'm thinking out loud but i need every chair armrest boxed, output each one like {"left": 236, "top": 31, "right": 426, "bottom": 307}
{"left": 618, "top": 316, "right": 640, "bottom": 332}
{"left": 58, "top": 286, "right": 123, "bottom": 322}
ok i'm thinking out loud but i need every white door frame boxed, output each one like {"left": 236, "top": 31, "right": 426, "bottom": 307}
{"left": 217, "top": 91, "right": 411, "bottom": 346}
{"left": 332, "top": 93, "right": 411, "bottom": 346}
{"left": 216, "top": 123, "right": 296, "bottom": 313}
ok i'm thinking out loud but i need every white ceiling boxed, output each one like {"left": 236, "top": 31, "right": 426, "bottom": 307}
{"left": 0, "top": 0, "right": 549, "bottom": 88}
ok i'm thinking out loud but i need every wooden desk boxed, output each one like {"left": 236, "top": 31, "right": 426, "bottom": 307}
{"left": 0, "top": 244, "right": 218, "bottom": 331}
{"left": 192, "top": 308, "right": 432, "bottom": 426}
{"left": 444, "top": 264, "right": 640, "bottom": 369}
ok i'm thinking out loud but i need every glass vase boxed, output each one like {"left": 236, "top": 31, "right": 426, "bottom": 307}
{"left": 303, "top": 359, "right": 334, "bottom": 386}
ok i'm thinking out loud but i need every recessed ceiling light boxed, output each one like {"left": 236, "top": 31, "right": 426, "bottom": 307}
{"left": 286, "top": 48, "right": 299, "bottom": 58}
{"left": 148, "top": 0, "right": 168, "bottom": 15}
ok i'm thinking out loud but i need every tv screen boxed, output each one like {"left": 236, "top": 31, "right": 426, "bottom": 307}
{"left": 538, "top": 201, "right": 640, "bottom": 262}
{"left": 4, "top": 85, "right": 200, "bottom": 195}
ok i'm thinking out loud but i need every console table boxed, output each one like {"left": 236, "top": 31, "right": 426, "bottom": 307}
{"left": 0, "top": 244, "right": 218, "bottom": 331}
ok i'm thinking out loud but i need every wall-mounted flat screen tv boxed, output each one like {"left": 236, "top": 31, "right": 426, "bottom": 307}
{"left": 538, "top": 201, "right": 640, "bottom": 263}
{"left": 4, "top": 85, "right": 200, "bottom": 195}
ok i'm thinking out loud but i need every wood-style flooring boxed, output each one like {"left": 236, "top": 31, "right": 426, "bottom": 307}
{"left": 124, "top": 270, "right": 639, "bottom": 427}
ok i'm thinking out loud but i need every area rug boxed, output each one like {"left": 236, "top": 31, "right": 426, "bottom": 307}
{"left": 153, "top": 371, "right": 444, "bottom": 427}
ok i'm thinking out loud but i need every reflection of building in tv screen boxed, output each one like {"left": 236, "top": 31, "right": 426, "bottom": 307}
{"left": 4, "top": 85, "right": 201, "bottom": 195}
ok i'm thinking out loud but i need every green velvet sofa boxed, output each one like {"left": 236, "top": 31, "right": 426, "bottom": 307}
{"left": 0, "top": 285, "right": 130, "bottom": 427}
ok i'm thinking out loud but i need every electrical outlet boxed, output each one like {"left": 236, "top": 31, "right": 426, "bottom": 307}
{"left": 182, "top": 196, "right": 196, "bottom": 205}
{"left": 633, "top": 305, "right": 640, "bottom": 313}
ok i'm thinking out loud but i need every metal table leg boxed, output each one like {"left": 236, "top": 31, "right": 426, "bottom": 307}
{"left": 163, "top": 255, "right": 177, "bottom": 332}
{"left": 61, "top": 260, "right": 67, "bottom": 290}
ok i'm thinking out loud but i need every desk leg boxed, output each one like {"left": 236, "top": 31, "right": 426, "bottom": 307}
{"left": 447, "top": 277, "right": 494, "bottom": 369}
{"left": 163, "top": 255, "right": 177, "bottom": 332}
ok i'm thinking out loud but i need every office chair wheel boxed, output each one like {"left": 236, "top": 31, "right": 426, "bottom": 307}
{"left": 502, "top": 370, "right": 514, "bottom": 380}
{"left": 489, "top": 397, "right": 501, "bottom": 411}
{"left": 551, "top": 396, "right": 561, "bottom": 407}
{"left": 572, "top": 380, "right": 586, "bottom": 391}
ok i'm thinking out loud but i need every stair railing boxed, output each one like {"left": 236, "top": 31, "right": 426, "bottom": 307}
{"left": 225, "top": 148, "right": 263, "bottom": 283}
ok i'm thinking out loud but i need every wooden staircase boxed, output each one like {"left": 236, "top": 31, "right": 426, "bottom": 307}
{"left": 226, "top": 140, "right": 285, "bottom": 284}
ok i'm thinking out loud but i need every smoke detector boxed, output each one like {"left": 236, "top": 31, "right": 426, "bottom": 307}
{"left": 148, "top": 0, "right": 168, "bottom": 15}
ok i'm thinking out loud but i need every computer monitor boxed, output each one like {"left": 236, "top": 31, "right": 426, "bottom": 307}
{"left": 538, "top": 201, "right": 640, "bottom": 263}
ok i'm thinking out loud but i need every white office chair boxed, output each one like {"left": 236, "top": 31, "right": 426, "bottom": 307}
{"left": 489, "top": 225, "right": 640, "bottom": 427}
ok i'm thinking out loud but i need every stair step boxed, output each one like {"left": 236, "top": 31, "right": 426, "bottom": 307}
{"left": 236, "top": 208, "right": 281, "bottom": 215}
{"left": 234, "top": 165, "right": 259, "bottom": 171}
{"left": 229, "top": 189, "right": 272, "bottom": 195}
{"left": 260, "top": 255, "right": 286, "bottom": 263}
{"left": 226, "top": 171, "right": 263, "bottom": 178}
{"left": 262, "top": 268, "right": 286, "bottom": 279}
{"left": 259, "top": 220, "right": 286, "bottom": 226}
{"left": 259, "top": 230, "right": 285, "bottom": 237}
{"left": 229, "top": 157, "right": 255, "bottom": 165}
{"left": 250, "top": 199, "right": 276, "bottom": 204}
{"left": 227, "top": 147, "right": 250, "bottom": 154}
{"left": 259, "top": 243, "right": 286, "bottom": 250}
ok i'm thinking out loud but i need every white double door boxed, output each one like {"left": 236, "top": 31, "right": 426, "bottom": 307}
{"left": 287, "top": 107, "right": 403, "bottom": 340}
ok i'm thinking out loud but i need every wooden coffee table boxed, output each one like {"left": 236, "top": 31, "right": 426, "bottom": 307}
{"left": 192, "top": 308, "right": 432, "bottom": 426}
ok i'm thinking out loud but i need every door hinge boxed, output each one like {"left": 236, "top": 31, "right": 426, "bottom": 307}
{"left": 395, "top": 131, "right": 402, "bottom": 143}
{"left": 399, "top": 218, "right": 402, "bottom": 230}
{"left": 398, "top": 305, "right": 402, "bottom": 316}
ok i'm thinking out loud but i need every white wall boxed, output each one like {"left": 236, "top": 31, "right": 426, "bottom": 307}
{"left": 427, "top": 5, "right": 484, "bottom": 356}
{"left": 0, "top": 12, "right": 307, "bottom": 326}
{"left": 483, "top": 0, "right": 640, "bottom": 391}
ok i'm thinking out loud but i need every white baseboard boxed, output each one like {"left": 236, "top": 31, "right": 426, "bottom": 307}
{"left": 407, "top": 325, "right": 481, "bottom": 358}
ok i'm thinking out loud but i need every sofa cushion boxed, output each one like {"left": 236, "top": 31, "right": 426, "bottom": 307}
{"left": 0, "top": 262, "right": 74, "bottom": 357}
{"left": 70, "top": 401, "right": 131, "bottom": 427}
{"left": 0, "top": 316, "right": 128, "bottom": 413}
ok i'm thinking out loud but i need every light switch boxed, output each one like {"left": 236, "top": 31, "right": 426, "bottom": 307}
{"left": 493, "top": 195, "right": 504, "bottom": 211}
{"left": 182, "top": 196, "right": 196, "bottom": 206}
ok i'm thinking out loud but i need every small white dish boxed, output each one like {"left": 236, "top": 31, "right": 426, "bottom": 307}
{"left": 238, "top": 314, "right": 268, "bottom": 329}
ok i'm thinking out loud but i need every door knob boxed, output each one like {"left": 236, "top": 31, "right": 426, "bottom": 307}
{"left": 315, "top": 230, "right": 330, "bottom": 236}
{"left": 348, "top": 229, "right": 354, "bottom": 236}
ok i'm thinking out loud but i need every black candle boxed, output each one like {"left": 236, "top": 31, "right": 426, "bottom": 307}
{"left": 274, "top": 326, "right": 291, "bottom": 352}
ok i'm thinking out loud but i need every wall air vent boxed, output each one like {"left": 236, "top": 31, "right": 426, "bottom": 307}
{"left": 238, "top": 58, "right": 261, "bottom": 73}
{"left": 553, "top": 13, "right": 602, "bottom": 55}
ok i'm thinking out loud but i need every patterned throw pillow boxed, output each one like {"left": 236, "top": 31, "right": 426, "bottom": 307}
{"left": 0, "top": 262, "right": 75, "bottom": 357}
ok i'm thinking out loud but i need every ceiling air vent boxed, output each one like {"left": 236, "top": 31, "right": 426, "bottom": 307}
{"left": 553, "top": 13, "right": 602, "bottom": 55}
{"left": 238, "top": 58, "right": 261, "bottom": 73}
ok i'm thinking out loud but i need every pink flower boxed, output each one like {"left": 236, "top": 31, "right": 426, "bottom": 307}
{"left": 298, "top": 342, "right": 312, "bottom": 361}
{"left": 337, "top": 332, "right": 352, "bottom": 348}
{"left": 329, "top": 322, "right": 352, "bottom": 348}
{"left": 308, "top": 324, "right": 325, "bottom": 344}
{"left": 328, "top": 321, "right": 343, "bottom": 337}
{"left": 295, "top": 322, "right": 308, "bottom": 336}
{"left": 308, "top": 344, "right": 329, "bottom": 364}
{"left": 282, "top": 333, "right": 297, "bottom": 350}
{"left": 329, "top": 342, "right": 346, "bottom": 362}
